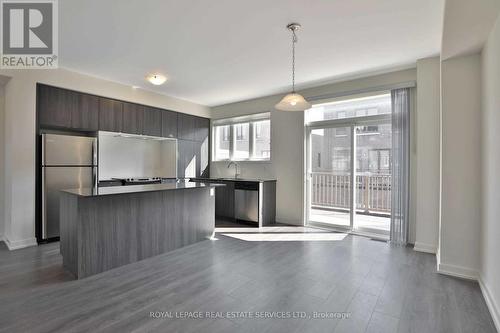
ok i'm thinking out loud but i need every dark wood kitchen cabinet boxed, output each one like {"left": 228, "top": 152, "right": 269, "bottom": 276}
{"left": 37, "top": 85, "right": 211, "bottom": 168}
{"left": 38, "top": 85, "right": 99, "bottom": 131}
{"left": 122, "top": 102, "right": 144, "bottom": 135}
{"left": 195, "top": 117, "right": 210, "bottom": 143}
{"left": 177, "top": 139, "right": 209, "bottom": 178}
{"left": 161, "top": 110, "right": 178, "bottom": 138}
{"left": 98, "top": 98, "right": 123, "bottom": 132}
{"left": 143, "top": 106, "right": 162, "bottom": 137}
{"left": 177, "top": 113, "right": 197, "bottom": 141}
{"left": 177, "top": 139, "right": 193, "bottom": 178}
{"left": 178, "top": 113, "right": 210, "bottom": 142}
{"left": 214, "top": 181, "right": 235, "bottom": 219}
{"left": 71, "top": 93, "right": 99, "bottom": 131}
{"left": 38, "top": 85, "right": 73, "bottom": 128}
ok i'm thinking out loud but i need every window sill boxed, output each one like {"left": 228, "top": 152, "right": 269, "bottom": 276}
{"left": 212, "top": 159, "right": 272, "bottom": 164}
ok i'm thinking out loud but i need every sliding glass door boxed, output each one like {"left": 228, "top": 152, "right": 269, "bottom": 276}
{"left": 353, "top": 122, "right": 391, "bottom": 235}
{"left": 308, "top": 126, "right": 352, "bottom": 230}
{"left": 305, "top": 93, "right": 393, "bottom": 237}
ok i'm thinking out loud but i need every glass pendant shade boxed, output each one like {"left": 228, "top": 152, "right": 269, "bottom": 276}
{"left": 275, "top": 92, "right": 311, "bottom": 111}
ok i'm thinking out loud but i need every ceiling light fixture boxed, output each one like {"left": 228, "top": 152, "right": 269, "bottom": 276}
{"left": 146, "top": 74, "right": 167, "bottom": 85}
{"left": 275, "top": 23, "right": 311, "bottom": 112}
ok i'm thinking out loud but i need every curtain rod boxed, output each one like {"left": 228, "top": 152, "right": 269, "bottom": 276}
{"left": 306, "top": 81, "right": 416, "bottom": 102}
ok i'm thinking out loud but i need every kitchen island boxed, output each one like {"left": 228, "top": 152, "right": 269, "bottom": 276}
{"left": 60, "top": 182, "right": 223, "bottom": 278}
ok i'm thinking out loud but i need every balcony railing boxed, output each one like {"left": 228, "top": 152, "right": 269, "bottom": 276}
{"left": 311, "top": 172, "right": 391, "bottom": 214}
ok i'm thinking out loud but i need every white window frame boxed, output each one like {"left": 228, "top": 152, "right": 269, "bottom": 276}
{"left": 212, "top": 113, "right": 271, "bottom": 162}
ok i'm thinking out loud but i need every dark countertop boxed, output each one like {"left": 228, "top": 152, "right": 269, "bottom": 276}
{"left": 62, "top": 182, "right": 225, "bottom": 197}
{"left": 191, "top": 177, "right": 277, "bottom": 183}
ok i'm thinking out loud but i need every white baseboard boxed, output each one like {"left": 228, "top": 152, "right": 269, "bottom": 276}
{"left": 437, "top": 261, "right": 478, "bottom": 280}
{"left": 413, "top": 241, "right": 437, "bottom": 254}
{"left": 4, "top": 236, "right": 37, "bottom": 250}
{"left": 478, "top": 274, "right": 500, "bottom": 332}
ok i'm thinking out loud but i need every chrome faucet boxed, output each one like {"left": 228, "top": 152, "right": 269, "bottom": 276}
{"left": 227, "top": 161, "right": 240, "bottom": 179}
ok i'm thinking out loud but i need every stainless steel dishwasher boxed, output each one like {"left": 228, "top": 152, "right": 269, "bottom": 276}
{"left": 234, "top": 182, "right": 259, "bottom": 224}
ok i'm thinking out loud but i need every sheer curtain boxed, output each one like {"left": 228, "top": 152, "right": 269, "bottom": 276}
{"left": 390, "top": 88, "right": 410, "bottom": 245}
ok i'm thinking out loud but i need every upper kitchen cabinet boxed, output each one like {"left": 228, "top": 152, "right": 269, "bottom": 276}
{"left": 143, "top": 106, "right": 162, "bottom": 137}
{"left": 178, "top": 113, "right": 210, "bottom": 142}
{"left": 38, "top": 84, "right": 209, "bottom": 143}
{"left": 98, "top": 98, "right": 123, "bottom": 132}
{"left": 38, "top": 85, "right": 75, "bottom": 129}
{"left": 71, "top": 93, "right": 99, "bottom": 131}
{"left": 122, "top": 102, "right": 144, "bottom": 135}
{"left": 177, "top": 113, "right": 196, "bottom": 141}
{"left": 38, "top": 84, "right": 99, "bottom": 131}
{"left": 161, "top": 110, "right": 178, "bottom": 138}
{"left": 195, "top": 117, "right": 210, "bottom": 143}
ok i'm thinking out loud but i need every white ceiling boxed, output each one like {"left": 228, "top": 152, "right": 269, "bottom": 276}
{"left": 60, "top": 0, "right": 444, "bottom": 106}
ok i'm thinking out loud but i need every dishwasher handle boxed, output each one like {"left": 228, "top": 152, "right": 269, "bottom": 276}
{"left": 234, "top": 182, "right": 259, "bottom": 191}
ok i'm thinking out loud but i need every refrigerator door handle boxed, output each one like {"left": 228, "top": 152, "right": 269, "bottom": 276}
{"left": 92, "top": 138, "right": 98, "bottom": 190}
{"left": 93, "top": 167, "right": 98, "bottom": 190}
{"left": 92, "top": 138, "right": 98, "bottom": 166}
{"left": 42, "top": 167, "right": 47, "bottom": 239}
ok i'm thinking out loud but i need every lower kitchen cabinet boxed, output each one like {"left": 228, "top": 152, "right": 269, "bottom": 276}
{"left": 190, "top": 178, "right": 276, "bottom": 226}
{"left": 214, "top": 181, "right": 235, "bottom": 220}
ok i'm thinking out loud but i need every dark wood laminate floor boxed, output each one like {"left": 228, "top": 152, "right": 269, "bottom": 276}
{"left": 0, "top": 226, "right": 496, "bottom": 333}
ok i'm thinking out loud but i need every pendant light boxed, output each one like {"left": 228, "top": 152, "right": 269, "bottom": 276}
{"left": 275, "top": 23, "right": 311, "bottom": 111}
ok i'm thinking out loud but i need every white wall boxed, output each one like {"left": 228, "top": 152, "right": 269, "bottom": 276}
{"left": 0, "top": 85, "right": 4, "bottom": 241}
{"left": 211, "top": 68, "right": 417, "bottom": 226}
{"left": 0, "top": 68, "right": 210, "bottom": 250}
{"left": 439, "top": 53, "right": 482, "bottom": 279}
{"left": 480, "top": 13, "right": 500, "bottom": 330}
{"left": 414, "top": 57, "right": 441, "bottom": 253}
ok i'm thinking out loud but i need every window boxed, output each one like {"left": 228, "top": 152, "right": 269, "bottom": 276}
{"left": 253, "top": 120, "right": 271, "bottom": 159}
{"left": 214, "top": 125, "right": 230, "bottom": 160}
{"left": 356, "top": 125, "right": 379, "bottom": 135}
{"left": 222, "top": 126, "right": 230, "bottom": 141}
{"left": 305, "top": 93, "right": 391, "bottom": 123}
{"left": 234, "top": 123, "right": 249, "bottom": 159}
{"left": 213, "top": 113, "right": 271, "bottom": 161}
{"left": 335, "top": 127, "right": 347, "bottom": 137}
{"left": 235, "top": 124, "right": 247, "bottom": 140}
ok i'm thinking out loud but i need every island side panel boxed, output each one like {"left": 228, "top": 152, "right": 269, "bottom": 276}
{"left": 75, "top": 187, "right": 215, "bottom": 278}
{"left": 261, "top": 181, "right": 277, "bottom": 226}
{"left": 60, "top": 192, "right": 79, "bottom": 277}
{"left": 136, "top": 188, "right": 215, "bottom": 260}
{"left": 78, "top": 194, "right": 139, "bottom": 278}
{"left": 181, "top": 187, "right": 215, "bottom": 246}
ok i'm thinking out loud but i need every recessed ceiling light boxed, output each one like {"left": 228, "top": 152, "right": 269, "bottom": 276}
{"left": 146, "top": 74, "right": 167, "bottom": 85}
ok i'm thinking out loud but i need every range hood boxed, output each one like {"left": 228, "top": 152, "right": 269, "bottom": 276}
{"left": 98, "top": 131, "right": 176, "bottom": 141}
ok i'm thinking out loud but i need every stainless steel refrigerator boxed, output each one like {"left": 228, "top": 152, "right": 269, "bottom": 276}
{"left": 41, "top": 134, "right": 97, "bottom": 240}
